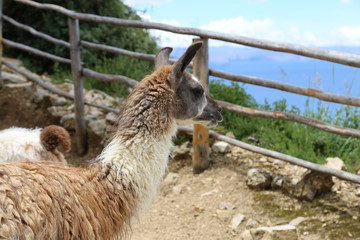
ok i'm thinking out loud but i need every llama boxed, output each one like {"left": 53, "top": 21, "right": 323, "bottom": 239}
{"left": 0, "top": 42, "right": 222, "bottom": 239}
{"left": 0, "top": 125, "right": 71, "bottom": 163}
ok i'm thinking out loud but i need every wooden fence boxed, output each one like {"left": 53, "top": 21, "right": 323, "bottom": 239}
{"left": 2, "top": 0, "right": 360, "bottom": 183}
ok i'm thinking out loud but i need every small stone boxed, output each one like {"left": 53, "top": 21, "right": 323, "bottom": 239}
{"left": 218, "top": 201, "right": 235, "bottom": 210}
{"left": 225, "top": 131, "right": 236, "bottom": 139}
{"left": 88, "top": 119, "right": 107, "bottom": 136}
{"left": 163, "top": 172, "right": 179, "bottom": 186}
{"left": 246, "top": 218, "right": 260, "bottom": 229}
{"left": 216, "top": 209, "right": 233, "bottom": 220}
{"left": 259, "top": 157, "right": 267, "bottom": 162}
{"left": 324, "top": 157, "right": 344, "bottom": 170}
{"left": 246, "top": 168, "right": 273, "bottom": 190}
{"left": 250, "top": 224, "right": 298, "bottom": 240}
{"left": 212, "top": 141, "right": 231, "bottom": 153}
{"left": 230, "top": 214, "right": 245, "bottom": 229}
{"left": 172, "top": 184, "right": 184, "bottom": 195}
{"left": 171, "top": 141, "right": 192, "bottom": 159}
{"left": 60, "top": 113, "right": 76, "bottom": 130}
{"left": 4, "top": 82, "right": 32, "bottom": 88}
{"left": 47, "top": 106, "right": 69, "bottom": 118}
{"left": 289, "top": 217, "right": 307, "bottom": 226}
{"left": 201, "top": 188, "right": 219, "bottom": 197}
{"left": 239, "top": 230, "right": 252, "bottom": 240}
{"left": 105, "top": 112, "right": 118, "bottom": 124}
{"left": 293, "top": 170, "right": 334, "bottom": 201}
{"left": 1, "top": 72, "right": 27, "bottom": 83}
{"left": 355, "top": 188, "right": 360, "bottom": 197}
{"left": 33, "top": 88, "right": 50, "bottom": 103}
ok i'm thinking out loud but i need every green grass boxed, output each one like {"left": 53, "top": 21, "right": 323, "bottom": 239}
{"left": 210, "top": 80, "right": 360, "bottom": 172}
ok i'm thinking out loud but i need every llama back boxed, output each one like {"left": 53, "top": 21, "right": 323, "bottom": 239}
{"left": 0, "top": 127, "right": 44, "bottom": 162}
{"left": 0, "top": 126, "right": 70, "bottom": 163}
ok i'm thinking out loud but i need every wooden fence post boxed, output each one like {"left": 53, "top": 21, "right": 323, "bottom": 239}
{"left": 68, "top": 17, "right": 87, "bottom": 156}
{"left": 192, "top": 38, "right": 209, "bottom": 174}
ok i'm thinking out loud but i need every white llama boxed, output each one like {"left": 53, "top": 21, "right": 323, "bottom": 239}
{"left": 0, "top": 125, "right": 71, "bottom": 163}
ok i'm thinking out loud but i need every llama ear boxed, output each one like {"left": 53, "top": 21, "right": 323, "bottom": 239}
{"left": 155, "top": 47, "right": 173, "bottom": 70}
{"left": 171, "top": 41, "right": 202, "bottom": 80}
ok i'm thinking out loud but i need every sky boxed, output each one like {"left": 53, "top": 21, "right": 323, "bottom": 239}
{"left": 123, "top": 0, "right": 360, "bottom": 48}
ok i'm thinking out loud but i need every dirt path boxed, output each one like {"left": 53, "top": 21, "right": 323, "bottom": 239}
{"left": 131, "top": 151, "right": 360, "bottom": 240}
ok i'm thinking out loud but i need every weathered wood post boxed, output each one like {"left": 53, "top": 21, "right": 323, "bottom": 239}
{"left": 68, "top": 17, "right": 88, "bottom": 156}
{"left": 192, "top": 38, "right": 210, "bottom": 174}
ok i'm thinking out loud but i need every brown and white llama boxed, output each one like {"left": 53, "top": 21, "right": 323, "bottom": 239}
{"left": 0, "top": 125, "right": 71, "bottom": 163}
{"left": 0, "top": 42, "right": 222, "bottom": 239}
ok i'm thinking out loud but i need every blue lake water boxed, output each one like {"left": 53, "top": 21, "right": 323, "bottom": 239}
{"left": 209, "top": 58, "right": 360, "bottom": 113}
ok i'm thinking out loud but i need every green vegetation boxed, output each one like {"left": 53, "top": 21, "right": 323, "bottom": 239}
{"left": 4, "top": 0, "right": 157, "bottom": 87}
{"left": 210, "top": 80, "right": 360, "bottom": 172}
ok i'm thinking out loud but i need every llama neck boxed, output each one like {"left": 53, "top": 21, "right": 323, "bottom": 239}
{"left": 96, "top": 80, "right": 177, "bottom": 214}
{"left": 97, "top": 121, "right": 177, "bottom": 213}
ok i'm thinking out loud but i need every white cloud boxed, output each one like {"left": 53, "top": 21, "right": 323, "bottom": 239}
{"left": 140, "top": 14, "right": 360, "bottom": 48}
{"left": 340, "top": 0, "right": 352, "bottom": 3}
{"left": 337, "top": 25, "right": 360, "bottom": 44}
{"left": 148, "top": 19, "right": 194, "bottom": 47}
{"left": 200, "top": 16, "right": 280, "bottom": 42}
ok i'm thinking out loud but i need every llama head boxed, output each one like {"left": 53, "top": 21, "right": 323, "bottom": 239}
{"left": 155, "top": 42, "right": 222, "bottom": 127}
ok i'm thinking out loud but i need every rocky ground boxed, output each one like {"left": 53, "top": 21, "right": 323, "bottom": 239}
{"left": 1, "top": 59, "right": 360, "bottom": 240}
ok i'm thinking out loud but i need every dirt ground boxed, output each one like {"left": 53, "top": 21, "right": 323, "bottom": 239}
{"left": 1, "top": 85, "right": 360, "bottom": 240}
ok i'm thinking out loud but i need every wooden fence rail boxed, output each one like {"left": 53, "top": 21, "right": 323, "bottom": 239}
{"left": 3, "top": 0, "right": 360, "bottom": 182}
{"left": 5, "top": 59, "right": 360, "bottom": 184}
{"left": 4, "top": 13, "right": 360, "bottom": 108}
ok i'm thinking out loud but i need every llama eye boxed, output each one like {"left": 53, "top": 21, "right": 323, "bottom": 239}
{"left": 192, "top": 86, "right": 204, "bottom": 98}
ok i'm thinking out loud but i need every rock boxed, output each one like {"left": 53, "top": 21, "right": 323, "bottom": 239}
{"left": 216, "top": 209, "right": 233, "bottom": 220}
{"left": 60, "top": 113, "right": 76, "bottom": 130}
{"left": 33, "top": 88, "right": 50, "bottom": 103}
{"left": 4, "top": 82, "right": 32, "bottom": 88}
{"left": 324, "top": 157, "right": 344, "bottom": 170}
{"left": 246, "top": 218, "right": 260, "bottom": 229}
{"left": 250, "top": 224, "right": 299, "bottom": 240}
{"left": 105, "top": 112, "right": 118, "bottom": 124}
{"left": 47, "top": 106, "right": 69, "bottom": 118}
{"left": 239, "top": 230, "right": 253, "bottom": 240}
{"left": 218, "top": 201, "right": 235, "bottom": 210}
{"left": 56, "top": 82, "right": 73, "bottom": 92}
{"left": 225, "top": 131, "right": 236, "bottom": 139}
{"left": 88, "top": 119, "right": 107, "bottom": 136}
{"left": 171, "top": 141, "right": 192, "bottom": 159}
{"left": 172, "top": 184, "right": 184, "bottom": 195}
{"left": 246, "top": 168, "right": 273, "bottom": 190}
{"left": 293, "top": 170, "right": 334, "bottom": 201}
{"left": 259, "top": 157, "right": 267, "bottom": 162}
{"left": 212, "top": 141, "right": 231, "bottom": 153}
{"left": 1, "top": 71, "right": 27, "bottom": 83}
{"left": 201, "top": 188, "right": 219, "bottom": 197}
{"left": 271, "top": 175, "right": 290, "bottom": 190}
{"left": 289, "top": 217, "right": 307, "bottom": 226}
{"left": 230, "top": 213, "right": 245, "bottom": 229}
{"left": 49, "top": 94, "right": 69, "bottom": 106}
{"left": 231, "top": 147, "right": 245, "bottom": 155}
{"left": 163, "top": 172, "right": 179, "bottom": 186}
{"left": 355, "top": 188, "right": 360, "bottom": 197}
